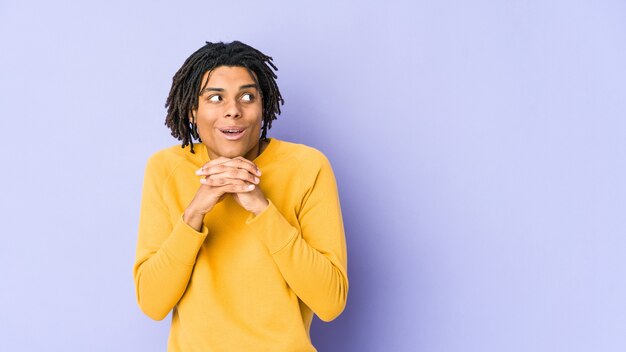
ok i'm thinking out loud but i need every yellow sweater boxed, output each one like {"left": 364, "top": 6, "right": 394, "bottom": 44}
{"left": 133, "top": 138, "right": 348, "bottom": 351}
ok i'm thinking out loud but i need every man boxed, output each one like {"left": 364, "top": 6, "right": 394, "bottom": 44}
{"left": 134, "top": 41, "right": 349, "bottom": 351}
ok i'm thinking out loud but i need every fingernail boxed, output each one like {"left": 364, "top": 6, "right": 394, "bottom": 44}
{"left": 256, "top": 169, "right": 262, "bottom": 176}
{"left": 200, "top": 178, "right": 207, "bottom": 184}
{"left": 254, "top": 177, "right": 260, "bottom": 183}
{"left": 248, "top": 184, "right": 255, "bottom": 190}
{"left": 195, "top": 169, "right": 203, "bottom": 175}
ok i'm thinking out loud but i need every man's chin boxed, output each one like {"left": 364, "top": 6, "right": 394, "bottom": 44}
{"left": 218, "top": 148, "right": 254, "bottom": 160}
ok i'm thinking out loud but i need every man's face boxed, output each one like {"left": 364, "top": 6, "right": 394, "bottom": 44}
{"left": 193, "top": 66, "right": 263, "bottom": 160}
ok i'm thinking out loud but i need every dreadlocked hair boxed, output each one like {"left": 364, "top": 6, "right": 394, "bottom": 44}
{"left": 164, "top": 41, "right": 284, "bottom": 153}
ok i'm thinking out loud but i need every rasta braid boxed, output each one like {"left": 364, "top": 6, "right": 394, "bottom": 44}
{"left": 164, "top": 41, "right": 284, "bottom": 153}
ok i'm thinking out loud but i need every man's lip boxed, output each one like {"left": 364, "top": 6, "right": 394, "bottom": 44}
{"left": 218, "top": 126, "right": 247, "bottom": 141}
{"left": 218, "top": 126, "right": 247, "bottom": 132}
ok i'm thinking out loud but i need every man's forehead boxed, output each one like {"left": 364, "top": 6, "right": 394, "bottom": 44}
{"left": 200, "top": 66, "right": 258, "bottom": 87}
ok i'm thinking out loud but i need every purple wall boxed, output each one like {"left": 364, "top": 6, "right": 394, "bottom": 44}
{"left": 1, "top": 1, "right": 625, "bottom": 351}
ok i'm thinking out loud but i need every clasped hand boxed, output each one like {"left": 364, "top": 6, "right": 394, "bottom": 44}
{"left": 183, "top": 156, "right": 269, "bottom": 231}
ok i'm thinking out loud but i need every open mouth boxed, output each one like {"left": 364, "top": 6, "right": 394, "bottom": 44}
{"left": 219, "top": 127, "right": 246, "bottom": 140}
{"left": 220, "top": 128, "right": 244, "bottom": 134}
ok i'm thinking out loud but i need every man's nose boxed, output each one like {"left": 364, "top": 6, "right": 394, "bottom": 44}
{"left": 224, "top": 100, "right": 242, "bottom": 119}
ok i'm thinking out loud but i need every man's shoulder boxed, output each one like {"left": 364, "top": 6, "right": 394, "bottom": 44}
{"left": 145, "top": 143, "right": 202, "bottom": 174}
{"left": 272, "top": 139, "right": 330, "bottom": 168}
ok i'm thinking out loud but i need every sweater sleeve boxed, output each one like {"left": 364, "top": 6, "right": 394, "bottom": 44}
{"left": 133, "top": 157, "right": 208, "bottom": 321}
{"left": 245, "top": 154, "right": 349, "bottom": 322}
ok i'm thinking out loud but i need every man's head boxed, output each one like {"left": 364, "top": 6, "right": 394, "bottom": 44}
{"left": 165, "top": 41, "right": 284, "bottom": 153}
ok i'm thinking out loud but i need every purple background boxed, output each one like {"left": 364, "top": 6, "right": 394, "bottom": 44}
{"left": 1, "top": 1, "right": 625, "bottom": 351}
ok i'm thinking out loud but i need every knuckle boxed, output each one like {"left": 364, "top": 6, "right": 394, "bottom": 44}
{"left": 206, "top": 176, "right": 220, "bottom": 186}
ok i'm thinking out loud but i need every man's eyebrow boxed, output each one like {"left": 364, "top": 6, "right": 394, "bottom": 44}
{"left": 200, "top": 87, "right": 224, "bottom": 94}
{"left": 239, "top": 84, "right": 258, "bottom": 90}
{"left": 199, "top": 84, "right": 258, "bottom": 95}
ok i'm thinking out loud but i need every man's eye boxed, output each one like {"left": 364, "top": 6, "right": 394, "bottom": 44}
{"left": 208, "top": 95, "right": 221, "bottom": 102}
{"left": 241, "top": 93, "right": 254, "bottom": 102}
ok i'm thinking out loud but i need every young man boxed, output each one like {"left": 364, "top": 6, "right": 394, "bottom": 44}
{"left": 133, "top": 41, "right": 349, "bottom": 351}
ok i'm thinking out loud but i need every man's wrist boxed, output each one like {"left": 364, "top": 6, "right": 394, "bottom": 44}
{"left": 183, "top": 207, "right": 208, "bottom": 231}
{"left": 251, "top": 199, "right": 270, "bottom": 216}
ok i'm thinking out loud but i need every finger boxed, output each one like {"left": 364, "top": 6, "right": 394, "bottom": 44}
{"left": 198, "top": 164, "right": 259, "bottom": 182}
{"left": 201, "top": 176, "right": 257, "bottom": 187}
{"left": 233, "top": 156, "right": 260, "bottom": 170}
{"left": 197, "top": 157, "right": 235, "bottom": 175}
{"left": 200, "top": 156, "right": 231, "bottom": 169}
{"left": 202, "top": 169, "right": 259, "bottom": 185}
{"left": 197, "top": 159, "right": 261, "bottom": 177}
{"left": 231, "top": 183, "right": 256, "bottom": 193}
{"left": 205, "top": 180, "right": 255, "bottom": 193}
{"left": 200, "top": 175, "right": 254, "bottom": 187}
{"left": 202, "top": 156, "right": 256, "bottom": 170}
{"left": 220, "top": 157, "right": 260, "bottom": 175}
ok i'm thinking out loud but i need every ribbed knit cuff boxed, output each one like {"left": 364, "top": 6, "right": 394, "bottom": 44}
{"left": 246, "top": 199, "right": 298, "bottom": 254}
{"left": 163, "top": 215, "right": 209, "bottom": 266}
